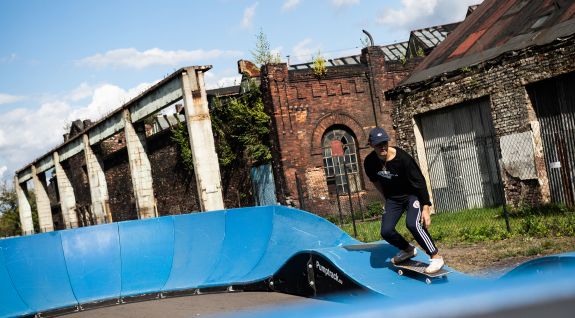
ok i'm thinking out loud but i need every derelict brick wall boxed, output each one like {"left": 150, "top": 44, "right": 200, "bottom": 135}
{"left": 390, "top": 38, "right": 575, "bottom": 207}
{"left": 261, "top": 47, "right": 413, "bottom": 212}
{"left": 65, "top": 153, "right": 90, "bottom": 206}
{"left": 145, "top": 128, "right": 252, "bottom": 215}
{"left": 103, "top": 147, "right": 137, "bottom": 221}
{"left": 146, "top": 130, "right": 200, "bottom": 215}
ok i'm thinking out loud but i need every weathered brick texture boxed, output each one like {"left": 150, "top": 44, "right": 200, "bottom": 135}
{"left": 389, "top": 38, "right": 575, "bottom": 207}
{"left": 261, "top": 47, "right": 413, "bottom": 213}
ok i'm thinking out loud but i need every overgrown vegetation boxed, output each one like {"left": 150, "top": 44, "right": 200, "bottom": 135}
{"left": 0, "top": 181, "right": 39, "bottom": 237}
{"left": 251, "top": 28, "right": 281, "bottom": 66}
{"left": 170, "top": 80, "right": 271, "bottom": 173}
{"left": 211, "top": 80, "right": 272, "bottom": 167}
{"left": 339, "top": 204, "right": 575, "bottom": 243}
{"left": 171, "top": 123, "right": 195, "bottom": 174}
{"left": 312, "top": 51, "right": 327, "bottom": 77}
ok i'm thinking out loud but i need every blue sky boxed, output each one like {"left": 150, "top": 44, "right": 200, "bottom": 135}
{"left": 0, "top": 0, "right": 481, "bottom": 183}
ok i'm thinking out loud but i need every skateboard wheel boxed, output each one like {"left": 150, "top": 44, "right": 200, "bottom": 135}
{"left": 425, "top": 278, "right": 432, "bottom": 285}
{"left": 397, "top": 270, "right": 404, "bottom": 276}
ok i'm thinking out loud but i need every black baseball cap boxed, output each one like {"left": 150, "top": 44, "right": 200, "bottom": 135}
{"left": 368, "top": 127, "right": 390, "bottom": 145}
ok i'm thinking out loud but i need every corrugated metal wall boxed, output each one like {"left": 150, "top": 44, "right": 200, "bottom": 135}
{"left": 419, "top": 98, "right": 503, "bottom": 212}
{"left": 528, "top": 71, "right": 575, "bottom": 206}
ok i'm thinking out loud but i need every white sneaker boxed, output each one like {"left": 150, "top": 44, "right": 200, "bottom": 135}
{"left": 391, "top": 245, "right": 417, "bottom": 264}
{"left": 425, "top": 257, "right": 445, "bottom": 274}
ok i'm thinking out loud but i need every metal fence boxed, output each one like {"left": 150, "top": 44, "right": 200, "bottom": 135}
{"left": 295, "top": 131, "right": 575, "bottom": 240}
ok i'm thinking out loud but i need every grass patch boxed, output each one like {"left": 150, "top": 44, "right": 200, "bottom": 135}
{"left": 340, "top": 205, "right": 575, "bottom": 243}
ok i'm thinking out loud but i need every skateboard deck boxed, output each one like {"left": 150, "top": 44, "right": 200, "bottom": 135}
{"left": 393, "top": 259, "right": 450, "bottom": 284}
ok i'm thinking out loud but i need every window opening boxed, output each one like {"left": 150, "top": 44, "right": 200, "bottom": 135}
{"left": 322, "top": 128, "right": 362, "bottom": 194}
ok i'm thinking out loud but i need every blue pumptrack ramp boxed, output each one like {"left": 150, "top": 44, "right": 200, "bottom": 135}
{"left": 0, "top": 205, "right": 574, "bottom": 318}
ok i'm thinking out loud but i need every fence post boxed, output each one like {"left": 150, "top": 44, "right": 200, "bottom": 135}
{"left": 341, "top": 160, "right": 357, "bottom": 237}
{"left": 295, "top": 174, "right": 306, "bottom": 210}
{"left": 334, "top": 177, "right": 344, "bottom": 226}
{"left": 491, "top": 135, "right": 512, "bottom": 232}
{"left": 348, "top": 163, "right": 365, "bottom": 221}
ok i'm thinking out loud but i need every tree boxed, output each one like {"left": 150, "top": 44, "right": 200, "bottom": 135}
{"left": 210, "top": 79, "right": 272, "bottom": 166}
{"left": 0, "top": 181, "right": 39, "bottom": 237}
{"left": 251, "top": 28, "right": 281, "bottom": 66}
{"left": 0, "top": 181, "right": 20, "bottom": 236}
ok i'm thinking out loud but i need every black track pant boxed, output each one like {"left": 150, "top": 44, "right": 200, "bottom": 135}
{"left": 380, "top": 195, "right": 438, "bottom": 256}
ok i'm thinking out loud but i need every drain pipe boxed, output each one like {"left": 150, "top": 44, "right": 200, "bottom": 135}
{"left": 362, "top": 30, "right": 379, "bottom": 127}
{"left": 362, "top": 30, "right": 374, "bottom": 46}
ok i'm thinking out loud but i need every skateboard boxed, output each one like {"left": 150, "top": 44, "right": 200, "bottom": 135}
{"left": 393, "top": 259, "right": 450, "bottom": 284}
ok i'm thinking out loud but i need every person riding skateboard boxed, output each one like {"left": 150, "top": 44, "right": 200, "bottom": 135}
{"left": 363, "top": 127, "right": 444, "bottom": 274}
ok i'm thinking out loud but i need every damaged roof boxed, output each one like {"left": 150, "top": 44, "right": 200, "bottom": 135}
{"left": 288, "top": 54, "right": 363, "bottom": 70}
{"left": 402, "top": 0, "right": 575, "bottom": 86}
{"left": 406, "top": 23, "right": 460, "bottom": 59}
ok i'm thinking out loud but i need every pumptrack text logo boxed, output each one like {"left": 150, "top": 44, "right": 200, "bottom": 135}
{"left": 315, "top": 260, "right": 343, "bottom": 284}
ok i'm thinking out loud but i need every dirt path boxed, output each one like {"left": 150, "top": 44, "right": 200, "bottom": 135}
{"left": 438, "top": 236, "right": 575, "bottom": 276}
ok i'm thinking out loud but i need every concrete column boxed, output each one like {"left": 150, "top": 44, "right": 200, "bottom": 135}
{"left": 83, "top": 134, "right": 111, "bottom": 224}
{"left": 31, "top": 165, "right": 54, "bottom": 232}
{"left": 181, "top": 67, "right": 224, "bottom": 211}
{"left": 53, "top": 152, "right": 78, "bottom": 228}
{"left": 14, "top": 176, "right": 34, "bottom": 235}
{"left": 123, "top": 109, "right": 157, "bottom": 219}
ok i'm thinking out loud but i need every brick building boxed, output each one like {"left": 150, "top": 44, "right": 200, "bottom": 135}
{"left": 259, "top": 46, "right": 418, "bottom": 216}
{"left": 386, "top": 0, "right": 575, "bottom": 211}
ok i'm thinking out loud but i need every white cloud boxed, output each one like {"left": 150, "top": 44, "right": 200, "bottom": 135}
{"left": 282, "top": 0, "right": 301, "bottom": 11}
{"left": 77, "top": 48, "right": 243, "bottom": 69}
{"left": 291, "top": 38, "right": 321, "bottom": 64}
{"left": 241, "top": 3, "right": 259, "bottom": 29}
{"left": 0, "top": 166, "right": 6, "bottom": 179}
{"left": 0, "top": 93, "right": 26, "bottom": 105}
{"left": 204, "top": 68, "right": 243, "bottom": 89}
{"left": 0, "top": 81, "right": 154, "bottom": 178}
{"left": 331, "top": 0, "right": 360, "bottom": 8}
{"left": 0, "top": 53, "right": 17, "bottom": 63}
{"left": 376, "top": 0, "right": 482, "bottom": 31}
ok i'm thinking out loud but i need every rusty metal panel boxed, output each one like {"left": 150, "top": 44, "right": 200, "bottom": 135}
{"left": 420, "top": 98, "right": 503, "bottom": 212}
{"left": 527, "top": 71, "right": 575, "bottom": 206}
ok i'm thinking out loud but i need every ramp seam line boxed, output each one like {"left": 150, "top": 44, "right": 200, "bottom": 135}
{"left": 117, "top": 223, "right": 124, "bottom": 300}
{"left": 240, "top": 211, "right": 274, "bottom": 281}
{"left": 0, "top": 241, "right": 34, "bottom": 315}
{"left": 59, "top": 231, "right": 81, "bottom": 310}
{"left": 159, "top": 216, "right": 177, "bottom": 293}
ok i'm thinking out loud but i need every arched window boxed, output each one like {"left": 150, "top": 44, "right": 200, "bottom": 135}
{"left": 322, "top": 128, "right": 362, "bottom": 194}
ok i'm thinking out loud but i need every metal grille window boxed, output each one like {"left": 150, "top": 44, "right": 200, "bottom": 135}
{"left": 420, "top": 99, "right": 503, "bottom": 212}
{"left": 322, "top": 128, "right": 362, "bottom": 194}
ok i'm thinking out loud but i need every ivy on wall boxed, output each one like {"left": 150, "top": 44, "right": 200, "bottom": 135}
{"left": 211, "top": 79, "right": 272, "bottom": 167}
{"left": 171, "top": 79, "right": 271, "bottom": 174}
{"left": 171, "top": 122, "right": 195, "bottom": 174}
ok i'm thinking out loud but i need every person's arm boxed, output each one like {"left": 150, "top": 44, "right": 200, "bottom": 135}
{"left": 372, "top": 180, "right": 385, "bottom": 199}
{"left": 406, "top": 156, "right": 432, "bottom": 228}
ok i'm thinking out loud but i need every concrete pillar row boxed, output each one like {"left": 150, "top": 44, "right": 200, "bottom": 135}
{"left": 31, "top": 165, "right": 54, "bottom": 232}
{"left": 181, "top": 68, "right": 224, "bottom": 211}
{"left": 83, "top": 134, "right": 111, "bottom": 224}
{"left": 14, "top": 176, "right": 34, "bottom": 235}
{"left": 123, "top": 109, "right": 157, "bottom": 219}
{"left": 53, "top": 152, "right": 79, "bottom": 229}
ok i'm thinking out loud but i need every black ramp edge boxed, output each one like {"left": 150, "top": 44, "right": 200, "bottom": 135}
{"left": 270, "top": 252, "right": 375, "bottom": 299}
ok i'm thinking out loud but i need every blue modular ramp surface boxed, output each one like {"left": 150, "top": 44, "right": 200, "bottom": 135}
{"left": 0, "top": 206, "right": 357, "bottom": 317}
{"left": 0, "top": 205, "right": 573, "bottom": 318}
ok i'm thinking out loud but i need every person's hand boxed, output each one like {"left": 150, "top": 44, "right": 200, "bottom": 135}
{"left": 421, "top": 205, "right": 431, "bottom": 229}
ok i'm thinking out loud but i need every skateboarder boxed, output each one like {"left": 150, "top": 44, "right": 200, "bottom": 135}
{"left": 363, "top": 127, "right": 444, "bottom": 274}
